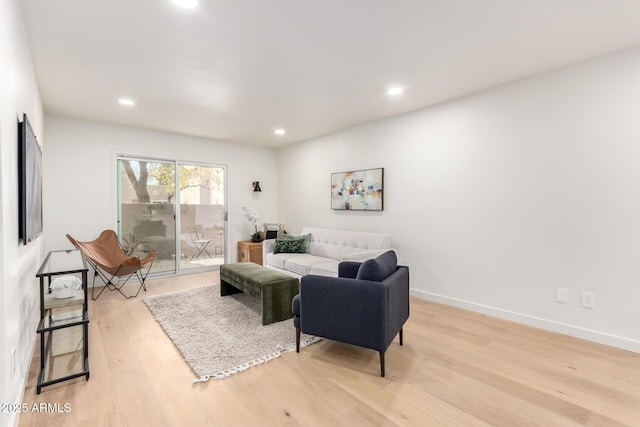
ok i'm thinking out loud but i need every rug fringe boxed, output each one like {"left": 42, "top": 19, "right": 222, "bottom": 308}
{"left": 192, "top": 336, "right": 322, "bottom": 383}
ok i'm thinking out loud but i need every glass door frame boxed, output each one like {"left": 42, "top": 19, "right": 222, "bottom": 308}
{"left": 116, "top": 154, "right": 227, "bottom": 277}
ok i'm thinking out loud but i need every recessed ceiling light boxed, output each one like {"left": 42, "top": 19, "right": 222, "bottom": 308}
{"left": 118, "top": 98, "right": 135, "bottom": 106}
{"left": 172, "top": 0, "right": 198, "bottom": 9}
{"left": 274, "top": 129, "right": 286, "bottom": 135}
{"left": 386, "top": 87, "right": 405, "bottom": 96}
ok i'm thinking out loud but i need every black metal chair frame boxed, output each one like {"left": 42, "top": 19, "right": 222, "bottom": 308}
{"left": 86, "top": 255, "right": 154, "bottom": 300}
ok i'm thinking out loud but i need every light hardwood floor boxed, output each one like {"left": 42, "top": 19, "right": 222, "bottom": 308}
{"left": 19, "top": 271, "right": 640, "bottom": 426}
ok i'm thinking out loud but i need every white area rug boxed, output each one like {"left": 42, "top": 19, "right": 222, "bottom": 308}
{"left": 143, "top": 285, "right": 319, "bottom": 382}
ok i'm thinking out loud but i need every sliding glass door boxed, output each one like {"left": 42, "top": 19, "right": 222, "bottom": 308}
{"left": 117, "top": 156, "right": 226, "bottom": 275}
{"left": 178, "top": 163, "right": 225, "bottom": 271}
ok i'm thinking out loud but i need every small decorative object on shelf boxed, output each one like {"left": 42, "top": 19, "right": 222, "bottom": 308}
{"left": 242, "top": 206, "right": 263, "bottom": 242}
{"left": 50, "top": 276, "right": 82, "bottom": 299}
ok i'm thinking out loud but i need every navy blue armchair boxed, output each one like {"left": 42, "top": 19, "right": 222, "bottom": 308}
{"left": 292, "top": 250, "right": 409, "bottom": 377}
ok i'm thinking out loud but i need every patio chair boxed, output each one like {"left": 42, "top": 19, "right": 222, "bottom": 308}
{"left": 189, "top": 227, "right": 213, "bottom": 260}
{"left": 67, "top": 230, "right": 157, "bottom": 300}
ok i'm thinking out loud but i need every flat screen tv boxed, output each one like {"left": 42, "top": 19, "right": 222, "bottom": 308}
{"left": 18, "top": 113, "right": 43, "bottom": 245}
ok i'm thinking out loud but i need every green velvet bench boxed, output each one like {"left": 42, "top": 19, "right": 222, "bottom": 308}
{"left": 220, "top": 263, "right": 300, "bottom": 325}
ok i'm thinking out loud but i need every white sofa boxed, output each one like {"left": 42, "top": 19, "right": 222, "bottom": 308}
{"left": 262, "top": 227, "right": 392, "bottom": 278}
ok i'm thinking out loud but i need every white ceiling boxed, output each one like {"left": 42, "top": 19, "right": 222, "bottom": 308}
{"left": 18, "top": 0, "right": 640, "bottom": 148}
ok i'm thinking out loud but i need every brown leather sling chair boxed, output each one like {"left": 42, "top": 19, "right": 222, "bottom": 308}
{"left": 67, "top": 230, "right": 157, "bottom": 300}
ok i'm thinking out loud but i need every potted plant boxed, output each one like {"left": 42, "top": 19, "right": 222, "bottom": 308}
{"left": 243, "top": 206, "right": 263, "bottom": 242}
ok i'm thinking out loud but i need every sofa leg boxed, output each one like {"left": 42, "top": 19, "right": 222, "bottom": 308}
{"left": 379, "top": 351, "right": 385, "bottom": 377}
{"left": 295, "top": 327, "right": 301, "bottom": 353}
{"left": 399, "top": 327, "right": 403, "bottom": 346}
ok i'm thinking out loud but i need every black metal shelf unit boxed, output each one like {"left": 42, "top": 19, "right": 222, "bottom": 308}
{"left": 35, "top": 250, "right": 89, "bottom": 394}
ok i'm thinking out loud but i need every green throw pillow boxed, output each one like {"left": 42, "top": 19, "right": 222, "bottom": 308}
{"left": 274, "top": 234, "right": 311, "bottom": 254}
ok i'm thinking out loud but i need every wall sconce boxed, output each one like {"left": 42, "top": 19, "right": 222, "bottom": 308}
{"left": 252, "top": 181, "right": 262, "bottom": 192}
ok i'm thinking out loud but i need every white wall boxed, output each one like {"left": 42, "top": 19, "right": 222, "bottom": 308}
{"left": 0, "top": 1, "right": 44, "bottom": 426}
{"left": 277, "top": 46, "right": 640, "bottom": 352}
{"left": 43, "top": 116, "right": 278, "bottom": 263}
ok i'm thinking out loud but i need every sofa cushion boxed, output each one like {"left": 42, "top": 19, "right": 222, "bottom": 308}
{"left": 265, "top": 252, "right": 299, "bottom": 270}
{"left": 356, "top": 250, "right": 397, "bottom": 282}
{"left": 285, "top": 254, "right": 336, "bottom": 276}
{"left": 310, "top": 261, "right": 340, "bottom": 277}
{"left": 274, "top": 234, "right": 311, "bottom": 254}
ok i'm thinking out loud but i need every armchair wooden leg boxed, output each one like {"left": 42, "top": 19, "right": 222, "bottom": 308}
{"left": 295, "top": 327, "right": 301, "bottom": 353}
{"left": 379, "top": 351, "right": 385, "bottom": 377}
{"left": 399, "top": 327, "right": 403, "bottom": 346}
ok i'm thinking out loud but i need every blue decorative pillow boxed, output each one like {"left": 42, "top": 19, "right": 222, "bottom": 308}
{"left": 274, "top": 234, "right": 311, "bottom": 254}
{"left": 356, "top": 250, "right": 397, "bottom": 281}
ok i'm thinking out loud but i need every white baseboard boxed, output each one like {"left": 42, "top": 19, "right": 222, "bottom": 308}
{"left": 411, "top": 289, "right": 640, "bottom": 354}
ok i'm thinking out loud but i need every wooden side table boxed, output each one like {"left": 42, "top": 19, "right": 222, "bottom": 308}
{"left": 238, "top": 240, "right": 263, "bottom": 265}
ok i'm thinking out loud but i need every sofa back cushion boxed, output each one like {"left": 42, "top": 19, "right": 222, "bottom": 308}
{"left": 356, "top": 250, "right": 398, "bottom": 282}
{"left": 302, "top": 227, "right": 391, "bottom": 260}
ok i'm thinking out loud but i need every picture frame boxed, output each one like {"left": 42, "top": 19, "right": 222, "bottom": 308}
{"left": 263, "top": 222, "right": 285, "bottom": 239}
{"left": 331, "top": 168, "right": 384, "bottom": 211}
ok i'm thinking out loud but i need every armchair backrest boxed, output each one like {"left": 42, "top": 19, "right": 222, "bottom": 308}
{"left": 355, "top": 250, "right": 397, "bottom": 282}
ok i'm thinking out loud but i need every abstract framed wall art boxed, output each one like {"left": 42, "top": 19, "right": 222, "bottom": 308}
{"left": 331, "top": 168, "right": 384, "bottom": 211}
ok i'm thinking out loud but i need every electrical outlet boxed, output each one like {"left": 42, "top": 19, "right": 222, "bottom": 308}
{"left": 556, "top": 287, "right": 568, "bottom": 303}
{"left": 582, "top": 291, "right": 595, "bottom": 308}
